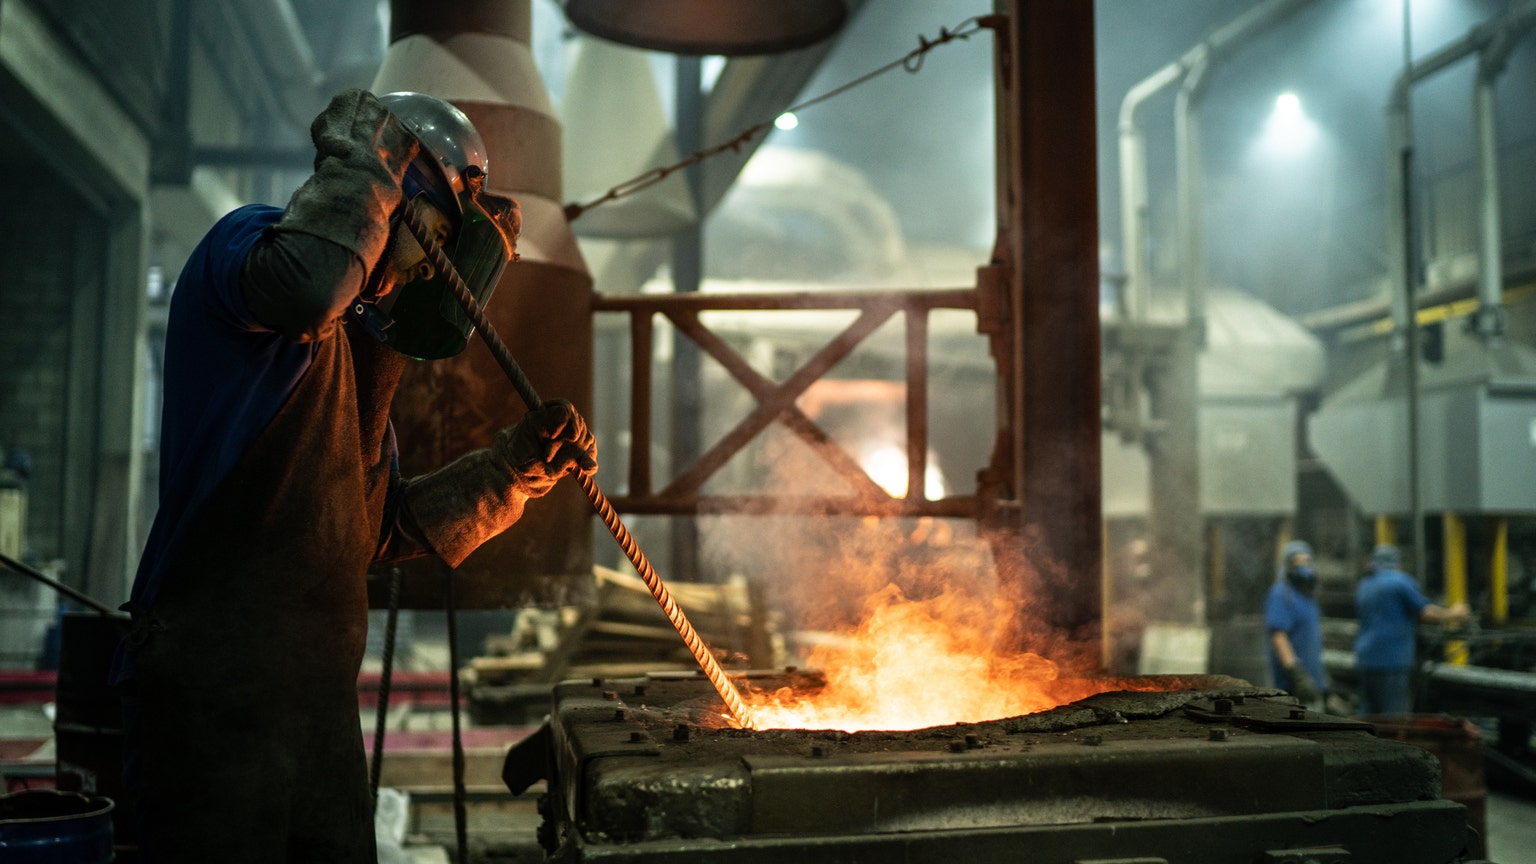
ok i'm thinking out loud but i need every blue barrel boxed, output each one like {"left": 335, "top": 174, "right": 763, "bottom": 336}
{"left": 0, "top": 789, "right": 115, "bottom": 862}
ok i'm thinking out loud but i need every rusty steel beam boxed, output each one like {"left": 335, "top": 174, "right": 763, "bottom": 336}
{"left": 905, "top": 307, "right": 929, "bottom": 502}
{"left": 629, "top": 312, "right": 653, "bottom": 496}
{"left": 988, "top": 0, "right": 1102, "bottom": 640}
{"left": 609, "top": 494, "right": 979, "bottom": 519}
{"left": 593, "top": 288, "right": 976, "bottom": 313}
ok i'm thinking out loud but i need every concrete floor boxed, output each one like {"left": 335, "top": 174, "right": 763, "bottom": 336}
{"left": 1484, "top": 790, "right": 1536, "bottom": 864}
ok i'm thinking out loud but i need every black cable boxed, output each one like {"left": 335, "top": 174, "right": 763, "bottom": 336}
{"left": 445, "top": 564, "right": 469, "bottom": 864}
{"left": 370, "top": 565, "right": 403, "bottom": 811}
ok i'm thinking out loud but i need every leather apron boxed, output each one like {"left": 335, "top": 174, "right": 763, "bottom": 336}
{"left": 128, "top": 319, "right": 403, "bottom": 862}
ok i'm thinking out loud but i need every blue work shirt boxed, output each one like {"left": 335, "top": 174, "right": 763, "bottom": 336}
{"left": 1354, "top": 569, "right": 1430, "bottom": 670}
{"left": 114, "top": 205, "right": 316, "bottom": 683}
{"left": 1264, "top": 580, "right": 1324, "bottom": 690}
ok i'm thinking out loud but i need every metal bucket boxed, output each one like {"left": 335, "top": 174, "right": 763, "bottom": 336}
{"left": 1364, "top": 713, "right": 1487, "bottom": 858}
{"left": 0, "top": 789, "right": 114, "bottom": 862}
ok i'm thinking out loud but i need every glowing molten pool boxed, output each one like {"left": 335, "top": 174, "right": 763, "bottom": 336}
{"left": 742, "top": 582, "right": 1142, "bottom": 732}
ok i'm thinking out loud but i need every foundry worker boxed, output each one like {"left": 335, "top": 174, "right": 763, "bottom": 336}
{"left": 1264, "top": 539, "right": 1325, "bottom": 710}
{"left": 1354, "top": 543, "right": 1471, "bottom": 716}
{"left": 112, "top": 89, "right": 596, "bottom": 861}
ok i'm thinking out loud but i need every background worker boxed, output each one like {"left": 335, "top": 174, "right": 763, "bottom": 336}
{"left": 113, "top": 88, "right": 596, "bottom": 861}
{"left": 1265, "top": 539, "right": 1325, "bottom": 710}
{"left": 1354, "top": 543, "right": 1472, "bottom": 716}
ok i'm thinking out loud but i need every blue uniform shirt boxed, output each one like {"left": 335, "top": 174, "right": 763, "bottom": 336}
{"left": 1264, "top": 580, "right": 1324, "bottom": 689}
{"left": 114, "top": 205, "right": 316, "bottom": 682}
{"left": 1355, "top": 569, "right": 1430, "bottom": 670}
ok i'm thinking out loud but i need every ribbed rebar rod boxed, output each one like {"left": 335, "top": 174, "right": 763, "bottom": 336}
{"left": 401, "top": 206, "right": 756, "bottom": 729}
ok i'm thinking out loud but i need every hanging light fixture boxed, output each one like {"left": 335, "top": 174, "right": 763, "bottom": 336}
{"left": 563, "top": 0, "right": 847, "bottom": 56}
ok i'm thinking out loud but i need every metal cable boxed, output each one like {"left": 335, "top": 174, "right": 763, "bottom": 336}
{"left": 400, "top": 206, "right": 757, "bottom": 729}
{"left": 562, "top": 16, "right": 996, "bottom": 223}
{"left": 369, "top": 565, "right": 403, "bottom": 811}
{"left": 445, "top": 564, "right": 469, "bottom": 864}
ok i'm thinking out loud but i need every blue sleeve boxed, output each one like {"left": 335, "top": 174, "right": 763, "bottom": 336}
{"left": 1398, "top": 577, "right": 1431, "bottom": 619}
{"left": 1264, "top": 584, "right": 1293, "bottom": 632}
{"left": 129, "top": 205, "right": 315, "bottom": 611}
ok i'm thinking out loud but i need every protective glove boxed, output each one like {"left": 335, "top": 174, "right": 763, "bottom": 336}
{"left": 277, "top": 89, "right": 418, "bottom": 269}
{"left": 399, "top": 400, "right": 597, "bottom": 567}
{"left": 500, "top": 400, "right": 598, "bottom": 494}
{"left": 1284, "top": 661, "right": 1321, "bottom": 704}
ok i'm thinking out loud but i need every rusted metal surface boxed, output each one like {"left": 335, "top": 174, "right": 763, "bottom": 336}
{"left": 517, "top": 673, "right": 1469, "bottom": 863}
{"left": 983, "top": 0, "right": 1104, "bottom": 639}
{"left": 593, "top": 288, "right": 978, "bottom": 518}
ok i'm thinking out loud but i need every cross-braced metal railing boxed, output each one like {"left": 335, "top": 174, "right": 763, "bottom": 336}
{"left": 593, "top": 288, "right": 982, "bottom": 518}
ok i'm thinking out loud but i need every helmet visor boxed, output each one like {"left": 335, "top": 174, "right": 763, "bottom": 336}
{"left": 381, "top": 188, "right": 519, "bottom": 360}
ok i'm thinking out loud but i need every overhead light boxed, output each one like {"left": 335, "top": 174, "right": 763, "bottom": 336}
{"left": 562, "top": 0, "right": 847, "bottom": 56}
{"left": 1257, "top": 91, "right": 1318, "bottom": 158}
{"left": 775, "top": 112, "right": 800, "bottom": 131}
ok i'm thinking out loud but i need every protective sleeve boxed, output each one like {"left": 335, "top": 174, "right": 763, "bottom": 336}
{"left": 241, "top": 89, "right": 418, "bottom": 341}
{"left": 241, "top": 233, "right": 365, "bottom": 341}
{"left": 391, "top": 440, "right": 535, "bottom": 568}
{"left": 382, "top": 402, "right": 597, "bottom": 567}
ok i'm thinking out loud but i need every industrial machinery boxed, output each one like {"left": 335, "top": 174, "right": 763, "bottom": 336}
{"left": 507, "top": 672, "right": 1476, "bottom": 863}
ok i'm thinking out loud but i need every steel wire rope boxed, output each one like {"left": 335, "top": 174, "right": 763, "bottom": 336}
{"left": 399, "top": 205, "right": 758, "bottom": 730}
{"left": 561, "top": 15, "right": 999, "bottom": 223}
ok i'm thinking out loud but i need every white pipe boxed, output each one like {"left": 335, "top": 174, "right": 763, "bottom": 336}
{"left": 1116, "top": 0, "right": 1315, "bottom": 323}
{"left": 1383, "top": 0, "right": 1536, "bottom": 333}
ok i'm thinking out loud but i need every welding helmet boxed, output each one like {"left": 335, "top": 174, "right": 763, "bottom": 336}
{"left": 362, "top": 92, "right": 520, "bottom": 359}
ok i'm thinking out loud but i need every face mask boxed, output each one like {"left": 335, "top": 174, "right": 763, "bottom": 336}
{"left": 1287, "top": 564, "right": 1318, "bottom": 595}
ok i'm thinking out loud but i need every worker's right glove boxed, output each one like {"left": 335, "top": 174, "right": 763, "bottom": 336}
{"left": 1284, "top": 661, "right": 1321, "bottom": 705}
{"left": 399, "top": 400, "right": 597, "bottom": 567}
{"left": 499, "top": 400, "right": 598, "bottom": 497}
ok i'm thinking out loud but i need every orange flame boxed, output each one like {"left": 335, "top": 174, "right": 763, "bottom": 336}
{"left": 745, "top": 582, "right": 1127, "bottom": 732}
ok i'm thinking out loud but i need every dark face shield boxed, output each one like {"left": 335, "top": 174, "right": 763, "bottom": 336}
{"left": 377, "top": 187, "right": 520, "bottom": 360}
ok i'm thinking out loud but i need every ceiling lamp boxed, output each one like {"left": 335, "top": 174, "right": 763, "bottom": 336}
{"left": 563, "top": 0, "right": 847, "bottom": 56}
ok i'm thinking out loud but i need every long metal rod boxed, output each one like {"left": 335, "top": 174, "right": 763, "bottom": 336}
{"left": 0, "top": 550, "right": 116, "bottom": 616}
{"left": 401, "top": 207, "right": 757, "bottom": 729}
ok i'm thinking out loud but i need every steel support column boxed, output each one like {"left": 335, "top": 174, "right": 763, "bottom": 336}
{"left": 988, "top": 0, "right": 1102, "bottom": 642}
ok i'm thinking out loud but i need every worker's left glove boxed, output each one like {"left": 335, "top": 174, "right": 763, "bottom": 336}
{"left": 1284, "top": 661, "right": 1320, "bottom": 705}
{"left": 398, "top": 401, "right": 597, "bottom": 567}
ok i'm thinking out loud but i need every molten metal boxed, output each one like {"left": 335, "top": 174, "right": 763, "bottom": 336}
{"left": 745, "top": 583, "right": 1135, "bottom": 732}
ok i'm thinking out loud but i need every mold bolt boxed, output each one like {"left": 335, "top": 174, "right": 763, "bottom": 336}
{"left": 1213, "top": 698, "right": 1234, "bottom": 715}
{"left": 634, "top": 684, "right": 648, "bottom": 697}
{"left": 965, "top": 734, "right": 982, "bottom": 749}
{"left": 1289, "top": 708, "right": 1306, "bottom": 720}
{"left": 613, "top": 709, "right": 627, "bottom": 722}
{"left": 948, "top": 741, "right": 967, "bottom": 753}
{"left": 810, "top": 745, "right": 827, "bottom": 758}
{"left": 673, "top": 724, "right": 691, "bottom": 742}
{"left": 1083, "top": 735, "right": 1103, "bottom": 747}
{"left": 603, "top": 690, "right": 619, "bottom": 701}
{"left": 1209, "top": 728, "right": 1230, "bottom": 742}
{"left": 629, "top": 731, "right": 646, "bottom": 743}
